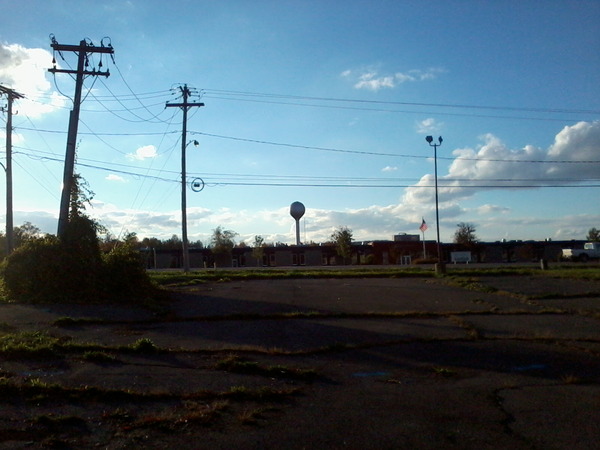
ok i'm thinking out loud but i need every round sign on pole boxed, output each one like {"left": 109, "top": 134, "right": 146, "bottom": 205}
{"left": 191, "top": 178, "right": 205, "bottom": 192}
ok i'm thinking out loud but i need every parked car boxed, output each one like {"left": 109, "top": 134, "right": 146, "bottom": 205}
{"left": 561, "top": 242, "right": 600, "bottom": 262}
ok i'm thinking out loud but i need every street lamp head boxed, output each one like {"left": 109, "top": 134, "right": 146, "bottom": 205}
{"left": 438, "top": 136, "right": 443, "bottom": 144}
{"left": 192, "top": 140, "right": 199, "bottom": 147}
{"left": 425, "top": 136, "right": 433, "bottom": 144}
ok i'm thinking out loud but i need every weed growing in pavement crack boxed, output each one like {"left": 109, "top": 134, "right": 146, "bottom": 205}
{"left": 215, "top": 355, "right": 318, "bottom": 381}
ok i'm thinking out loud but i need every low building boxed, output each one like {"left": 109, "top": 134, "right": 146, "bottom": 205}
{"left": 143, "top": 239, "right": 584, "bottom": 269}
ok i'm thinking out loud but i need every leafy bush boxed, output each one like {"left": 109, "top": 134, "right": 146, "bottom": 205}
{"left": 101, "top": 244, "right": 155, "bottom": 300}
{"left": 1, "top": 230, "right": 155, "bottom": 304}
{"left": 1, "top": 172, "right": 159, "bottom": 304}
{"left": 1, "top": 236, "right": 66, "bottom": 302}
{"left": 1, "top": 215, "right": 105, "bottom": 302}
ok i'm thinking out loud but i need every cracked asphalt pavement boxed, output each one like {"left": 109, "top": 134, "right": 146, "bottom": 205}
{"left": 0, "top": 275, "right": 599, "bottom": 449}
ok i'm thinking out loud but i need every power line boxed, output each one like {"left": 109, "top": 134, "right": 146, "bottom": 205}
{"left": 13, "top": 148, "right": 600, "bottom": 189}
{"left": 203, "top": 94, "right": 589, "bottom": 123}
{"left": 202, "top": 88, "right": 600, "bottom": 115}
{"left": 13, "top": 125, "right": 600, "bottom": 164}
{"left": 15, "top": 126, "right": 180, "bottom": 136}
{"left": 191, "top": 131, "right": 600, "bottom": 164}
{"left": 12, "top": 158, "right": 60, "bottom": 199}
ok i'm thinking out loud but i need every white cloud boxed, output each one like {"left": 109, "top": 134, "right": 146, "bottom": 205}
{"left": 416, "top": 118, "right": 443, "bottom": 134}
{"left": 106, "top": 174, "right": 126, "bottom": 182}
{"left": 127, "top": 145, "right": 158, "bottom": 161}
{"left": 0, "top": 43, "right": 66, "bottom": 117}
{"left": 546, "top": 121, "right": 600, "bottom": 177}
{"left": 381, "top": 166, "right": 398, "bottom": 172}
{"left": 476, "top": 204, "right": 510, "bottom": 215}
{"left": 14, "top": 122, "right": 598, "bottom": 245}
{"left": 344, "top": 67, "right": 444, "bottom": 91}
{"left": 354, "top": 72, "right": 395, "bottom": 91}
{"left": 403, "top": 121, "right": 600, "bottom": 206}
{"left": 0, "top": 43, "right": 51, "bottom": 94}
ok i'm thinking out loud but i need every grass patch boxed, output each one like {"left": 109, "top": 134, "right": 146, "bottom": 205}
{"left": 527, "top": 292, "right": 600, "bottom": 300}
{"left": 126, "top": 400, "right": 230, "bottom": 431}
{"left": 34, "top": 413, "right": 88, "bottom": 430}
{"left": 544, "top": 266, "right": 600, "bottom": 281}
{"left": 560, "top": 374, "right": 583, "bottom": 385}
{"left": 443, "top": 276, "right": 498, "bottom": 294}
{"left": 237, "top": 406, "right": 275, "bottom": 425}
{"left": 82, "top": 350, "right": 118, "bottom": 363}
{"left": 0, "top": 376, "right": 297, "bottom": 405}
{"left": 448, "top": 315, "right": 482, "bottom": 340}
{"left": 215, "top": 355, "right": 318, "bottom": 381}
{"left": 149, "top": 267, "right": 435, "bottom": 287}
{"left": 149, "top": 264, "right": 593, "bottom": 292}
{"left": 432, "top": 366, "right": 457, "bottom": 377}
{"left": 0, "top": 332, "right": 167, "bottom": 360}
{"left": 128, "top": 338, "right": 158, "bottom": 353}
{"left": 0, "top": 331, "right": 63, "bottom": 359}
{"left": 223, "top": 385, "right": 299, "bottom": 401}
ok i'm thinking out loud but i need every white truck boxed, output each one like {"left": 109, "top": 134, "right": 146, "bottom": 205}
{"left": 561, "top": 242, "right": 600, "bottom": 262}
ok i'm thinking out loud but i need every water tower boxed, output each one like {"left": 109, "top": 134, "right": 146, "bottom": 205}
{"left": 290, "top": 201, "right": 305, "bottom": 245}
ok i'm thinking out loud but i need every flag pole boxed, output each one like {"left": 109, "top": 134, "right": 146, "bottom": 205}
{"left": 420, "top": 218, "right": 428, "bottom": 259}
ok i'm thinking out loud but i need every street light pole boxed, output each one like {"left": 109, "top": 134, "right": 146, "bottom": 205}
{"left": 426, "top": 135, "right": 444, "bottom": 269}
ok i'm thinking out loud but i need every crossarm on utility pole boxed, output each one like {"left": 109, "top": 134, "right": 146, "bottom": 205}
{"left": 48, "top": 38, "right": 114, "bottom": 238}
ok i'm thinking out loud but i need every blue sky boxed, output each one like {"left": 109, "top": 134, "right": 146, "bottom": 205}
{"left": 1, "top": 0, "right": 599, "bottom": 246}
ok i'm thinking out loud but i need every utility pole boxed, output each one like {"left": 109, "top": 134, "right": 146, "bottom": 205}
{"left": 166, "top": 85, "right": 204, "bottom": 272}
{"left": 48, "top": 36, "right": 114, "bottom": 238}
{"left": 0, "top": 85, "right": 24, "bottom": 255}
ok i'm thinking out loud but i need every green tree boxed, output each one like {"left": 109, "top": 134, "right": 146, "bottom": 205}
{"left": 123, "top": 231, "right": 139, "bottom": 247}
{"left": 454, "top": 222, "right": 478, "bottom": 247}
{"left": 140, "top": 237, "right": 162, "bottom": 249}
{"left": 210, "top": 226, "right": 238, "bottom": 267}
{"left": 210, "top": 226, "right": 237, "bottom": 255}
{"left": 13, "top": 222, "right": 42, "bottom": 247}
{"left": 331, "top": 226, "right": 353, "bottom": 264}
{"left": 0, "top": 222, "right": 43, "bottom": 259}
{"left": 586, "top": 227, "right": 600, "bottom": 242}
{"left": 252, "top": 235, "right": 265, "bottom": 266}
{"left": 163, "top": 234, "right": 182, "bottom": 249}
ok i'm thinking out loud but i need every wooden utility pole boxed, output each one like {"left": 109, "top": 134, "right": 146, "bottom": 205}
{"left": 166, "top": 85, "right": 204, "bottom": 272}
{"left": 48, "top": 36, "right": 114, "bottom": 238}
{"left": 0, "top": 85, "right": 24, "bottom": 255}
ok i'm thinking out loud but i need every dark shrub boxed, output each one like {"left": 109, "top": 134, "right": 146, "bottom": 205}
{"left": 60, "top": 215, "right": 104, "bottom": 299}
{"left": 101, "top": 244, "right": 154, "bottom": 301}
{"left": 2, "top": 220, "right": 155, "bottom": 304}
{"left": 1, "top": 236, "right": 64, "bottom": 302}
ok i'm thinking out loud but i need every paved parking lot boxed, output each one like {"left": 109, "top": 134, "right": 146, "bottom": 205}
{"left": 1, "top": 275, "right": 599, "bottom": 448}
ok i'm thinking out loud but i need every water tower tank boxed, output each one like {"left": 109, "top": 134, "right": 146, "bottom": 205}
{"left": 290, "top": 201, "right": 305, "bottom": 245}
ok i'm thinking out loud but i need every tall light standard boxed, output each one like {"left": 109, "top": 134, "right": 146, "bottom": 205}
{"left": 182, "top": 139, "right": 199, "bottom": 273}
{"left": 426, "top": 135, "right": 443, "bottom": 268}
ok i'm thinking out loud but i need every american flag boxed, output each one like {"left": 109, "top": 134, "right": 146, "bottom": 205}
{"left": 419, "top": 218, "right": 428, "bottom": 232}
